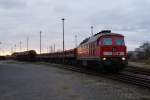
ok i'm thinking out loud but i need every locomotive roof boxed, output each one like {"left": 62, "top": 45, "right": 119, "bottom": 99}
{"left": 79, "top": 32, "right": 124, "bottom": 45}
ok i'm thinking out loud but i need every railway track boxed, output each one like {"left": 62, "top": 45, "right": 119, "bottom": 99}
{"left": 110, "top": 71, "right": 150, "bottom": 88}
{"left": 44, "top": 63, "right": 150, "bottom": 89}
{"left": 124, "top": 66, "right": 150, "bottom": 76}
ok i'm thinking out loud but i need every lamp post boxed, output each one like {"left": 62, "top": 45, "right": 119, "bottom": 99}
{"left": 0, "top": 42, "right": 1, "bottom": 55}
{"left": 27, "top": 37, "right": 29, "bottom": 51}
{"left": 11, "top": 47, "right": 13, "bottom": 54}
{"left": 75, "top": 35, "right": 77, "bottom": 48}
{"left": 91, "top": 26, "right": 93, "bottom": 36}
{"left": 40, "top": 31, "right": 42, "bottom": 54}
{"left": 54, "top": 43, "right": 55, "bottom": 52}
{"left": 14, "top": 44, "right": 16, "bottom": 52}
{"left": 20, "top": 41, "right": 22, "bottom": 52}
{"left": 61, "top": 18, "right": 65, "bottom": 64}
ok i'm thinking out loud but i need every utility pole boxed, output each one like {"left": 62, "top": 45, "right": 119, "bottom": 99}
{"left": 27, "top": 37, "right": 29, "bottom": 51}
{"left": 61, "top": 18, "right": 65, "bottom": 64}
{"left": 53, "top": 43, "right": 55, "bottom": 52}
{"left": 91, "top": 26, "right": 93, "bottom": 36}
{"left": 20, "top": 41, "right": 22, "bottom": 52}
{"left": 50, "top": 45, "right": 53, "bottom": 53}
{"left": 11, "top": 47, "right": 13, "bottom": 54}
{"left": 40, "top": 31, "right": 42, "bottom": 54}
{"left": 3, "top": 50, "right": 4, "bottom": 55}
{"left": 14, "top": 44, "right": 16, "bottom": 52}
{"left": 49, "top": 46, "right": 51, "bottom": 53}
{"left": 0, "top": 42, "right": 1, "bottom": 55}
{"left": 75, "top": 35, "right": 77, "bottom": 48}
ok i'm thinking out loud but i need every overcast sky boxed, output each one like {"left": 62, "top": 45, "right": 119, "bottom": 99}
{"left": 0, "top": 0, "right": 150, "bottom": 54}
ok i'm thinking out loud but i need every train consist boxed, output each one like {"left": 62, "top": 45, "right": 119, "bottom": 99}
{"left": 11, "top": 30, "right": 128, "bottom": 72}
{"left": 0, "top": 56, "right": 6, "bottom": 60}
{"left": 11, "top": 50, "right": 37, "bottom": 61}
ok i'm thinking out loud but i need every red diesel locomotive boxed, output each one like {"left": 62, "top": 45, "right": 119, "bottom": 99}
{"left": 77, "top": 30, "right": 127, "bottom": 71}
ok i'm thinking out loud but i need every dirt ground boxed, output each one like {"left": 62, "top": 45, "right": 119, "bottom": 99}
{"left": 0, "top": 60, "right": 150, "bottom": 100}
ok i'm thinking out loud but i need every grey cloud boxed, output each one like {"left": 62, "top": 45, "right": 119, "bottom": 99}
{"left": 0, "top": 0, "right": 150, "bottom": 54}
{"left": 89, "top": 0, "right": 150, "bottom": 32}
{"left": 0, "top": 0, "right": 27, "bottom": 9}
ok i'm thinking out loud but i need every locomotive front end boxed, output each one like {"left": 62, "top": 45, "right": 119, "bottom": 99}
{"left": 98, "top": 33, "right": 128, "bottom": 71}
{"left": 77, "top": 30, "right": 127, "bottom": 72}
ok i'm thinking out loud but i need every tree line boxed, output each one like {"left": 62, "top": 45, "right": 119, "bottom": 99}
{"left": 128, "top": 42, "right": 150, "bottom": 60}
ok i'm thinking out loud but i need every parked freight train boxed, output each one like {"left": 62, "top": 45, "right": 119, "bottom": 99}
{"left": 11, "top": 30, "right": 128, "bottom": 72}
{"left": 11, "top": 50, "right": 36, "bottom": 61}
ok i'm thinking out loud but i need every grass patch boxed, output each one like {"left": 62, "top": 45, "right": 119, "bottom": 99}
{"left": 3, "top": 60, "right": 27, "bottom": 64}
{"left": 62, "top": 86, "right": 70, "bottom": 90}
{"left": 129, "top": 58, "right": 150, "bottom": 65}
{"left": 140, "top": 97, "right": 150, "bottom": 100}
{"left": 145, "top": 58, "right": 150, "bottom": 65}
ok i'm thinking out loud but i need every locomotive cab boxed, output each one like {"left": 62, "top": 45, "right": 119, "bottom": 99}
{"left": 98, "top": 34, "right": 128, "bottom": 70}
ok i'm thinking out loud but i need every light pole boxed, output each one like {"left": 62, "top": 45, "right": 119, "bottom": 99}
{"left": 61, "top": 18, "right": 65, "bottom": 64}
{"left": 11, "top": 47, "right": 13, "bottom": 54}
{"left": 75, "top": 35, "right": 77, "bottom": 48}
{"left": 53, "top": 43, "right": 55, "bottom": 52}
{"left": 50, "top": 45, "right": 53, "bottom": 53}
{"left": 91, "top": 26, "right": 93, "bottom": 36}
{"left": 49, "top": 46, "right": 51, "bottom": 53}
{"left": 0, "top": 42, "right": 1, "bottom": 55}
{"left": 20, "top": 41, "right": 22, "bottom": 52}
{"left": 14, "top": 44, "right": 16, "bottom": 52}
{"left": 40, "top": 31, "right": 42, "bottom": 54}
{"left": 27, "top": 37, "right": 29, "bottom": 51}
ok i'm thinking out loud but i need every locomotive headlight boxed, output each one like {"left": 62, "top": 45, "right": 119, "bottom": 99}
{"left": 102, "top": 57, "right": 107, "bottom": 61}
{"left": 122, "top": 57, "right": 126, "bottom": 61}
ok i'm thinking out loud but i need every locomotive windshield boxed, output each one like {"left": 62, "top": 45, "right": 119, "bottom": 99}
{"left": 103, "top": 38, "right": 112, "bottom": 45}
{"left": 116, "top": 38, "right": 125, "bottom": 45}
{"left": 100, "top": 36, "right": 125, "bottom": 46}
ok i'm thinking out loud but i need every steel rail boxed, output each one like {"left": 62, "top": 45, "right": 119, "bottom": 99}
{"left": 42, "top": 63, "right": 150, "bottom": 89}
